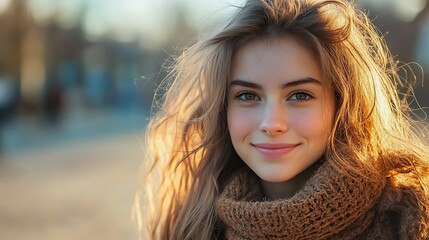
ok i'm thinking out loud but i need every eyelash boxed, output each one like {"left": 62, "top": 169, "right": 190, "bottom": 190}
{"left": 289, "top": 90, "right": 314, "bottom": 102}
{"left": 234, "top": 90, "right": 314, "bottom": 102}
{"left": 235, "top": 91, "right": 261, "bottom": 101}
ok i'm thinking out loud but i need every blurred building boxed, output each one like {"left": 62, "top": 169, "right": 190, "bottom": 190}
{"left": 0, "top": 0, "right": 169, "bottom": 123}
{"left": 360, "top": 0, "right": 429, "bottom": 116}
{"left": 0, "top": 0, "right": 428, "bottom": 154}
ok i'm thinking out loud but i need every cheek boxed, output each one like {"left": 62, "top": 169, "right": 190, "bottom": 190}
{"left": 227, "top": 108, "right": 257, "bottom": 141}
{"left": 291, "top": 107, "right": 333, "bottom": 139}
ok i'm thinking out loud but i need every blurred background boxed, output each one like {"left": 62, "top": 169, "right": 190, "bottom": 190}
{"left": 0, "top": 0, "right": 428, "bottom": 239}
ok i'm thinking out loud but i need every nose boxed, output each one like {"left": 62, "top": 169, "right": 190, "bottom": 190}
{"left": 259, "top": 101, "right": 288, "bottom": 136}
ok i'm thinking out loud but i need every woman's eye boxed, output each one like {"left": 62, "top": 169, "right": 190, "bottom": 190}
{"left": 237, "top": 92, "right": 260, "bottom": 101}
{"left": 289, "top": 91, "right": 312, "bottom": 101}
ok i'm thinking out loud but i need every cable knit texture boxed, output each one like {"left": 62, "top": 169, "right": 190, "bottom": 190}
{"left": 216, "top": 160, "right": 429, "bottom": 239}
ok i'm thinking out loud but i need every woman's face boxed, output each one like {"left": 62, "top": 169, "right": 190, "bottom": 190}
{"left": 227, "top": 36, "right": 335, "bottom": 183}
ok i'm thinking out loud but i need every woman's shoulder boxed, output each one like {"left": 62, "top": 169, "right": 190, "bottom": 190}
{"left": 375, "top": 151, "right": 429, "bottom": 239}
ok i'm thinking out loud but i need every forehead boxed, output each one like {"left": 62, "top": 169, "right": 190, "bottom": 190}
{"left": 231, "top": 36, "right": 323, "bottom": 83}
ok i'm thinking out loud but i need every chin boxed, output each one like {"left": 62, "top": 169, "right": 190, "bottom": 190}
{"left": 256, "top": 170, "right": 296, "bottom": 183}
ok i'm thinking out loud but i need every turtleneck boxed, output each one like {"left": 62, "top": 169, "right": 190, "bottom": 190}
{"left": 216, "top": 158, "right": 429, "bottom": 239}
{"left": 260, "top": 160, "right": 322, "bottom": 200}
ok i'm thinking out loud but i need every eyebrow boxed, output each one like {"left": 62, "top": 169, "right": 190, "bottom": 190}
{"left": 230, "top": 77, "right": 322, "bottom": 89}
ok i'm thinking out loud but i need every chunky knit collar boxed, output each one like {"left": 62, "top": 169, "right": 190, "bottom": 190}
{"left": 216, "top": 161, "right": 387, "bottom": 239}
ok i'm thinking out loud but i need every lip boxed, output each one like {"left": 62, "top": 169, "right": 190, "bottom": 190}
{"left": 251, "top": 143, "right": 299, "bottom": 157}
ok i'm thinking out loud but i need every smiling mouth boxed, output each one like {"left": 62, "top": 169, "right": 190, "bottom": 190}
{"left": 251, "top": 143, "right": 299, "bottom": 157}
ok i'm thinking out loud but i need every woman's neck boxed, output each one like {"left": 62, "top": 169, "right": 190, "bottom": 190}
{"left": 259, "top": 161, "right": 321, "bottom": 200}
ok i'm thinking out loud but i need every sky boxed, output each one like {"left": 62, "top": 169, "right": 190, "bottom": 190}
{"left": 23, "top": 0, "right": 244, "bottom": 47}
{"left": 0, "top": 0, "right": 426, "bottom": 47}
{"left": 359, "top": 0, "right": 426, "bottom": 22}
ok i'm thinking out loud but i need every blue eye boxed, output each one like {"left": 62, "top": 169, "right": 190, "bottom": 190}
{"left": 236, "top": 92, "right": 261, "bottom": 101}
{"left": 289, "top": 91, "right": 312, "bottom": 102}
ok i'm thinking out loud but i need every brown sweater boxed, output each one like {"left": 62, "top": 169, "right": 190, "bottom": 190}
{"left": 216, "top": 160, "right": 429, "bottom": 239}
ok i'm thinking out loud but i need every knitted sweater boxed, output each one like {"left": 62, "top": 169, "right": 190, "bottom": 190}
{"left": 216, "top": 159, "right": 429, "bottom": 239}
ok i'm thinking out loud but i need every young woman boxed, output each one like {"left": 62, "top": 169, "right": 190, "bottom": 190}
{"left": 135, "top": 0, "right": 429, "bottom": 239}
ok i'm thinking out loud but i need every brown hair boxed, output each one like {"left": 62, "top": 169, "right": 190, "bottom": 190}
{"left": 135, "top": 0, "right": 429, "bottom": 239}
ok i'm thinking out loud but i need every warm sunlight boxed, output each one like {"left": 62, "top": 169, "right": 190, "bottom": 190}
{"left": 0, "top": 0, "right": 11, "bottom": 14}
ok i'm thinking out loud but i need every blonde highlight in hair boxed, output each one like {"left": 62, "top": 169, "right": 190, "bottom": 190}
{"left": 135, "top": 0, "right": 429, "bottom": 239}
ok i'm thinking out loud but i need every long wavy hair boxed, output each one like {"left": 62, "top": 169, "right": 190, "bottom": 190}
{"left": 134, "top": 0, "right": 429, "bottom": 239}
